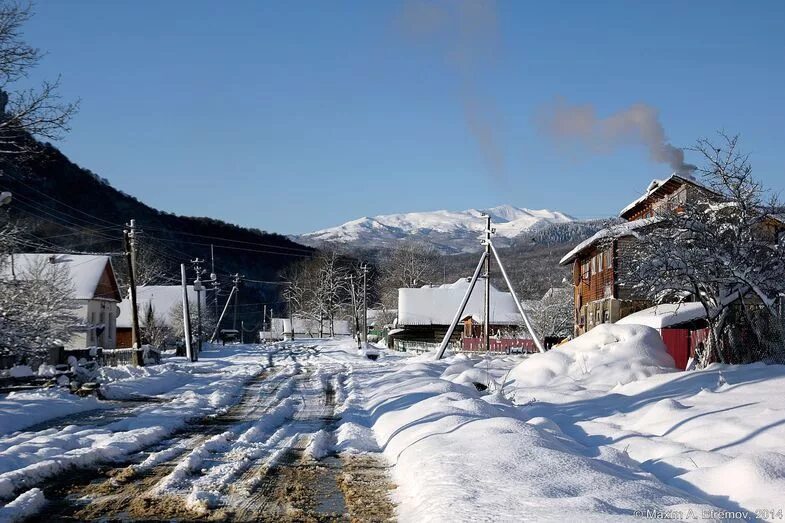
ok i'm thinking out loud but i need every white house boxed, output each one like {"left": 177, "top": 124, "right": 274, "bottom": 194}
{"left": 116, "top": 285, "right": 205, "bottom": 347}
{"left": 2, "top": 253, "right": 122, "bottom": 348}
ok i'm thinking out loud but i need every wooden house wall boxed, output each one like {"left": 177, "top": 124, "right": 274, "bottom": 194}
{"left": 94, "top": 263, "right": 122, "bottom": 302}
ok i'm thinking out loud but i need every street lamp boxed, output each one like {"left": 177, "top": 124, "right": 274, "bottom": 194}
{"left": 0, "top": 191, "right": 11, "bottom": 207}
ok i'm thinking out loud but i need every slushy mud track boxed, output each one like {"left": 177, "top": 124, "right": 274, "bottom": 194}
{"left": 31, "top": 345, "right": 396, "bottom": 522}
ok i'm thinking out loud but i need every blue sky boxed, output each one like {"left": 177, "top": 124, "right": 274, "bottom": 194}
{"left": 26, "top": 1, "right": 785, "bottom": 234}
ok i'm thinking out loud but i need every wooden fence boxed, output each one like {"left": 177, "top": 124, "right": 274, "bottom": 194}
{"left": 461, "top": 338, "right": 537, "bottom": 354}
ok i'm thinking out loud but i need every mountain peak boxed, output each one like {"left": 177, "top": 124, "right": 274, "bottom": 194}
{"left": 297, "top": 204, "right": 579, "bottom": 254}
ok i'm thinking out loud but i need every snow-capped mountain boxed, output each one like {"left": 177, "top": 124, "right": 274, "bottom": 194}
{"left": 296, "top": 205, "right": 579, "bottom": 254}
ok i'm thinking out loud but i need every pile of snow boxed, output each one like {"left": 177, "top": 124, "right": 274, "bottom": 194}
{"left": 507, "top": 324, "right": 675, "bottom": 389}
{"left": 6, "top": 366, "right": 33, "bottom": 379}
{"left": 0, "top": 488, "right": 46, "bottom": 523}
{"left": 0, "top": 388, "right": 104, "bottom": 435}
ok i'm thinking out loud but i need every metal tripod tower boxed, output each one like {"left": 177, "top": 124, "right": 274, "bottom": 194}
{"left": 435, "top": 215, "right": 546, "bottom": 360}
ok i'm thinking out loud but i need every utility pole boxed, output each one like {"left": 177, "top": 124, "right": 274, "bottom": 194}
{"left": 349, "top": 274, "right": 360, "bottom": 349}
{"left": 210, "top": 284, "right": 236, "bottom": 343}
{"left": 361, "top": 263, "right": 369, "bottom": 345}
{"left": 232, "top": 273, "right": 242, "bottom": 332}
{"left": 181, "top": 263, "right": 194, "bottom": 361}
{"left": 124, "top": 220, "right": 143, "bottom": 365}
{"left": 435, "top": 215, "right": 546, "bottom": 360}
{"left": 241, "top": 320, "right": 245, "bottom": 344}
{"left": 483, "top": 214, "right": 491, "bottom": 353}
{"left": 210, "top": 244, "right": 218, "bottom": 316}
{"left": 191, "top": 258, "right": 205, "bottom": 357}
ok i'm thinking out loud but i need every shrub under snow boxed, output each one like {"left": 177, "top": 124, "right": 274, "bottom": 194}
{"left": 507, "top": 324, "right": 675, "bottom": 389}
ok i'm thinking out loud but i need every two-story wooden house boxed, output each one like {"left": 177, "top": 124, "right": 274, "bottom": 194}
{"left": 560, "top": 174, "right": 718, "bottom": 337}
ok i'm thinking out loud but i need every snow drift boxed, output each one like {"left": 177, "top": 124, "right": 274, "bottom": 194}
{"left": 507, "top": 324, "right": 675, "bottom": 388}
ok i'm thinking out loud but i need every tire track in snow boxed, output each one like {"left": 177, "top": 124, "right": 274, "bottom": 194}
{"left": 29, "top": 366, "right": 295, "bottom": 520}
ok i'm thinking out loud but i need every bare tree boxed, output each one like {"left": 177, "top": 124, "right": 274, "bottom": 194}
{"left": 0, "top": 2, "right": 78, "bottom": 154}
{"left": 626, "top": 133, "right": 785, "bottom": 366}
{"left": 113, "top": 240, "right": 168, "bottom": 290}
{"left": 378, "top": 241, "right": 438, "bottom": 311}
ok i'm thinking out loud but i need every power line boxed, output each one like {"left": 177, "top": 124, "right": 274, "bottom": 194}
{"left": 145, "top": 235, "right": 311, "bottom": 258}
{"left": 141, "top": 226, "right": 314, "bottom": 254}
{"left": 1, "top": 171, "right": 122, "bottom": 227}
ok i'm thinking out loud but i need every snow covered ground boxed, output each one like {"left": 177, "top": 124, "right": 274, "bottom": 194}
{"left": 1, "top": 331, "right": 784, "bottom": 521}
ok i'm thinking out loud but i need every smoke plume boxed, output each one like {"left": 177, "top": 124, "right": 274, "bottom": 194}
{"left": 398, "top": 0, "right": 505, "bottom": 181}
{"left": 538, "top": 100, "right": 696, "bottom": 174}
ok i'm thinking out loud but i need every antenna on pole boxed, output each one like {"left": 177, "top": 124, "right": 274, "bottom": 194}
{"left": 434, "top": 215, "right": 545, "bottom": 360}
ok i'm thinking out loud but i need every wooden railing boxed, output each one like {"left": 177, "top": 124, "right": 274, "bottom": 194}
{"left": 461, "top": 338, "right": 536, "bottom": 353}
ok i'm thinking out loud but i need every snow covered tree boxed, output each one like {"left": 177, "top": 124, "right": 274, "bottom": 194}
{"left": 625, "top": 133, "right": 785, "bottom": 366}
{"left": 531, "top": 287, "right": 573, "bottom": 339}
{"left": 0, "top": 253, "right": 80, "bottom": 361}
{"left": 0, "top": 1, "right": 78, "bottom": 154}
{"left": 140, "top": 302, "right": 171, "bottom": 348}
{"left": 281, "top": 251, "right": 357, "bottom": 337}
{"left": 169, "top": 298, "right": 216, "bottom": 345}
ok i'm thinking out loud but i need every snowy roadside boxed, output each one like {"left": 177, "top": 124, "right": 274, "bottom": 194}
{"left": 0, "top": 344, "right": 270, "bottom": 507}
{"left": 328, "top": 327, "right": 785, "bottom": 521}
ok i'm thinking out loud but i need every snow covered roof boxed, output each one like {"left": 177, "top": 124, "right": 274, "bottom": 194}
{"left": 1, "top": 253, "right": 120, "bottom": 301}
{"left": 618, "top": 173, "right": 712, "bottom": 218}
{"left": 398, "top": 278, "right": 521, "bottom": 326}
{"left": 559, "top": 218, "right": 656, "bottom": 265}
{"left": 117, "top": 285, "right": 205, "bottom": 328}
{"left": 616, "top": 302, "right": 707, "bottom": 329}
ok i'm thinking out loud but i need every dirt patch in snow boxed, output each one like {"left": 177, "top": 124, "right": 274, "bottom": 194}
{"left": 338, "top": 454, "right": 396, "bottom": 522}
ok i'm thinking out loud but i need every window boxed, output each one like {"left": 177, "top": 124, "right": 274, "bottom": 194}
{"left": 606, "top": 249, "right": 613, "bottom": 269}
{"left": 604, "top": 310, "right": 610, "bottom": 323}
{"left": 597, "top": 253, "right": 603, "bottom": 272}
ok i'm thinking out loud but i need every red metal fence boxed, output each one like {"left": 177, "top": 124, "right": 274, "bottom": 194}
{"left": 461, "top": 338, "right": 536, "bottom": 353}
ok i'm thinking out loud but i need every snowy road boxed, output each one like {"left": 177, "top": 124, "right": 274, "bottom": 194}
{"left": 0, "top": 342, "right": 395, "bottom": 522}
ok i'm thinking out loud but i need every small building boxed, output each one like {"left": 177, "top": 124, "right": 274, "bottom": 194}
{"left": 394, "top": 278, "right": 523, "bottom": 348}
{"left": 116, "top": 285, "right": 204, "bottom": 348}
{"left": 617, "top": 303, "right": 709, "bottom": 369}
{"left": 2, "top": 253, "right": 122, "bottom": 348}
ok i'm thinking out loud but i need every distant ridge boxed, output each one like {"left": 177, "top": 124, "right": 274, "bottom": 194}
{"left": 296, "top": 205, "right": 590, "bottom": 254}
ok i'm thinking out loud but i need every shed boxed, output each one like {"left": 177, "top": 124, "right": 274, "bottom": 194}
{"left": 617, "top": 303, "right": 709, "bottom": 369}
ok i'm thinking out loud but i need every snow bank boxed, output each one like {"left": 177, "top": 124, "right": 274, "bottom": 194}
{"left": 0, "top": 488, "right": 46, "bottom": 523}
{"left": 507, "top": 324, "right": 675, "bottom": 389}
{"left": 0, "top": 389, "right": 104, "bottom": 435}
{"left": 305, "top": 429, "right": 333, "bottom": 460}
{"left": 674, "top": 451, "right": 785, "bottom": 511}
{"left": 6, "top": 367, "right": 32, "bottom": 379}
{"left": 340, "top": 351, "right": 716, "bottom": 521}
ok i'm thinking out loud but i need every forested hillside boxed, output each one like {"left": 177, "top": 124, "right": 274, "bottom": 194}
{"left": 0, "top": 137, "right": 314, "bottom": 324}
